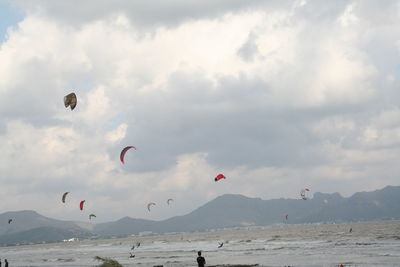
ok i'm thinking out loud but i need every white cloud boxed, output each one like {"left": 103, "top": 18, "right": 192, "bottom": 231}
{"left": 338, "top": 3, "right": 359, "bottom": 27}
{"left": 106, "top": 123, "right": 128, "bottom": 143}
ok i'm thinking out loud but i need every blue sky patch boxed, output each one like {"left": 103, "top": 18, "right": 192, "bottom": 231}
{"left": 0, "top": 1, "right": 24, "bottom": 43}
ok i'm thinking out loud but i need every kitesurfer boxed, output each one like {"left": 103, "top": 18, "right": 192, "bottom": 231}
{"left": 218, "top": 242, "right": 223, "bottom": 248}
{"left": 197, "top": 251, "right": 206, "bottom": 267}
{"left": 129, "top": 253, "right": 135, "bottom": 258}
{"left": 349, "top": 228, "right": 352, "bottom": 233}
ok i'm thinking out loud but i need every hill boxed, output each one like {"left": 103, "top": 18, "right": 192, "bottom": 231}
{"left": 92, "top": 185, "right": 400, "bottom": 236}
{"left": 1, "top": 185, "right": 400, "bottom": 244}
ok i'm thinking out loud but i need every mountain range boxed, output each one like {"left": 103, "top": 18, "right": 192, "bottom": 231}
{"left": 1, "top": 185, "right": 399, "bottom": 245}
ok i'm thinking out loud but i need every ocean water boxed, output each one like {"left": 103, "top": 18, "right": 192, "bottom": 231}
{"left": 0, "top": 220, "right": 399, "bottom": 266}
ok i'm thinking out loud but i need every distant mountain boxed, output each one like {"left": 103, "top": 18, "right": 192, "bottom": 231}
{"left": 1, "top": 185, "right": 400, "bottom": 245}
{"left": 94, "top": 186, "right": 400, "bottom": 235}
{"left": 0, "top": 226, "right": 91, "bottom": 245}
{"left": 303, "top": 186, "right": 400, "bottom": 223}
{"left": 93, "top": 185, "right": 400, "bottom": 236}
{"left": 0, "top": 210, "right": 91, "bottom": 245}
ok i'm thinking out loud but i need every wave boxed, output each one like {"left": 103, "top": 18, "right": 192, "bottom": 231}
{"left": 377, "top": 235, "right": 400, "bottom": 240}
{"left": 355, "top": 242, "right": 376, "bottom": 246}
{"left": 56, "top": 258, "right": 75, "bottom": 262}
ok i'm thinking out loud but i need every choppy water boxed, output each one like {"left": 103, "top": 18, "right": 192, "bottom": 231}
{"left": 0, "top": 220, "right": 399, "bottom": 266}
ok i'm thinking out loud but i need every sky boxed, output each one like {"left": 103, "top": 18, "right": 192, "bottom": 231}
{"left": 0, "top": 0, "right": 399, "bottom": 223}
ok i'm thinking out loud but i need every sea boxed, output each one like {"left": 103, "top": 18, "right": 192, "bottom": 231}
{"left": 0, "top": 220, "right": 399, "bottom": 267}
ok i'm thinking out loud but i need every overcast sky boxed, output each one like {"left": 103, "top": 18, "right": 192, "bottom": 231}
{"left": 0, "top": 0, "right": 399, "bottom": 222}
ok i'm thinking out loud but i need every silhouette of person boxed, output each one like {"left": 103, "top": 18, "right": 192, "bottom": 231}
{"left": 0, "top": 258, "right": 2, "bottom": 267}
{"left": 3, "top": 259, "right": 7, "bottom": 267}
{"left": 197, "top": 251, "right": 206, "bottom": 267}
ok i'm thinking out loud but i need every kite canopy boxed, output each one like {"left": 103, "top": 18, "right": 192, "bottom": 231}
{"left": 167, "top": 198, "right": 173, "bottom": 205}
{"left": 120, "top": 146, "right": 137, "bottom": 164}
{"left": 300, "top": 188, "right": 310, "bottom": 200}
{"left": 147, "top": 202, "right": 156, "bottom": 211}
{"left": 64, "top": 93, "right": 77, "bottom": 110}
{"left": 89, "top": 214, "right": 96, "bottom": 220}
{"left": 80, "top": 200, "right": 86, "bottom": 210}
{"left": 8, "top": 219, "right": 12, "bottom": 224}
{"left": 62, "top": 192, "right": 69, "bottom": 203}
{"left": 214, "top": 174, "right": 226, "bottom": 182}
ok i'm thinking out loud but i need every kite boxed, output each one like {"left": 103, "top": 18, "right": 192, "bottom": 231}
{"left": 80, "top": 200, "right": 86, "bottom": 210}
{"left": 8, "top": 219, "right": 12, "bottom": 224}
{"left": 64, "top": 93, "right": 77, "bottom": 110}
{"left": 89, "top": 214, "right": 96, "bottom": 220}
{"left": 214, "top": 174, "right": 226, "bottom": 182}
{"left": 120, "top": 146, "right": 137, "bottom": 164}
{"left": 147, "top": 202, "right": 156, "bottom": 211}
{"left": 62, "top": 192, "right": 69, "bottom": 203}
{"left": 167, "top": 198, "right": 173, "bottom": 205}
{"left": 300, "top": 188, "right": 310, "bottom": 200}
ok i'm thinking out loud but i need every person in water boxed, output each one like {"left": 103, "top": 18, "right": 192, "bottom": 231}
{"left": 197, "top": 251, "right": 206, "bottom": 267}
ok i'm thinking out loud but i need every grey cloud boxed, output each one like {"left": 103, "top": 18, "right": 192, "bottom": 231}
{"left": 119, "top": 71, "right": 364, "bottom": 173}
{"left": 352, "top": 0, "right": 400, "bottom": 26}
{"left": 290, "top": 0, "right": 350, "bottom": 22}
{"left": 12, "top": 0, "right": 291, "bottom": 28}
{"left": 237, "top": 32, "right": 260, "bottom": 62}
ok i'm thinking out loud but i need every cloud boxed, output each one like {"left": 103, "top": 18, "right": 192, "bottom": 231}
{"left": 0, "top": 0, "right": 400, "bottom": 221}
{"left": 237, "top": 32, "right": 260, "bottom": 62}
{"left": 11, "top": 0, "right": 291, "bottom": 29}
